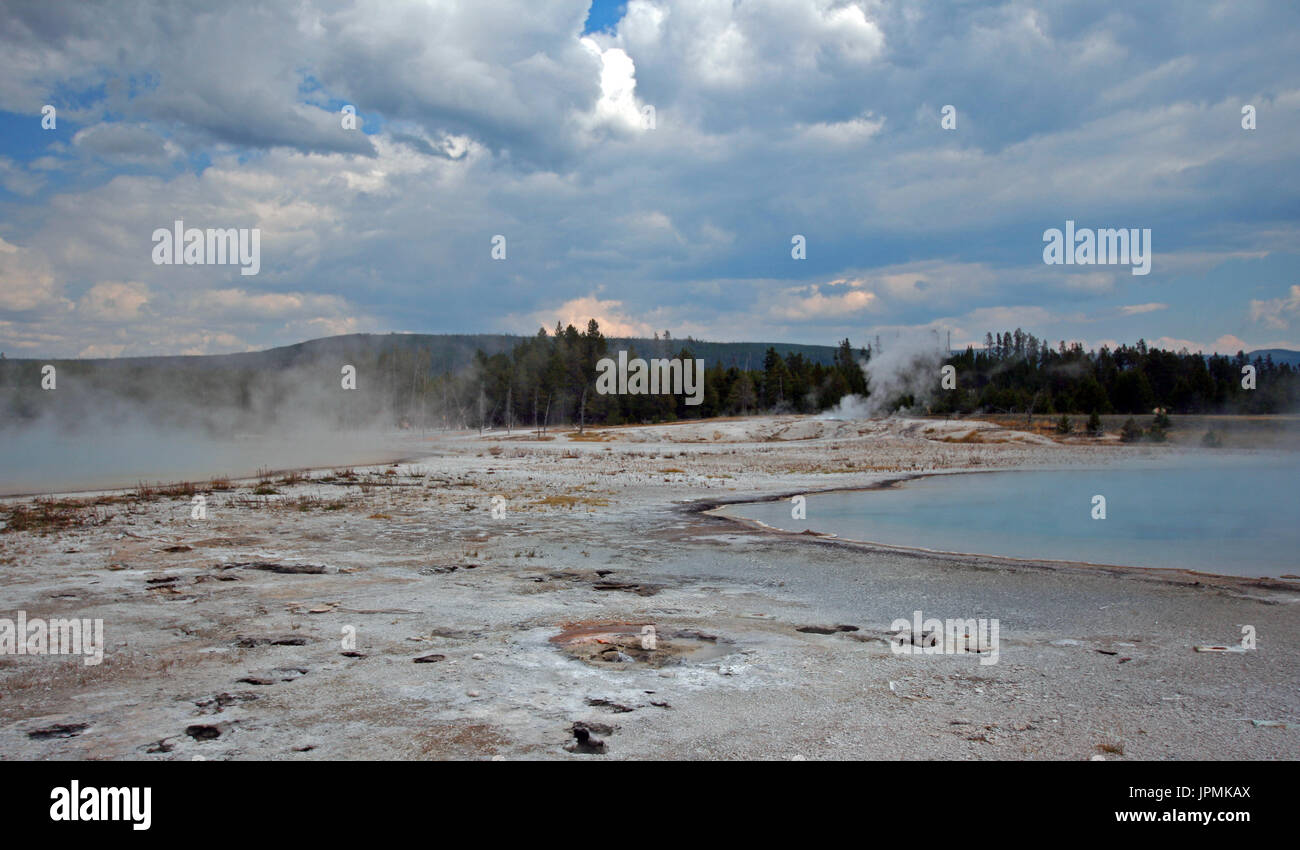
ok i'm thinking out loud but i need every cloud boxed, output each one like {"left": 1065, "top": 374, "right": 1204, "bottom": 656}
{"left": 0, "top": 155, "right": 45, "bottom": 195}
{"left": 200, "top": 288, "right": 352, "bottom": 319}
{"left": 515, "top": 294, "right": 657, "bottom": 338}
{"left": 1119, "top": 302, "right": 1168, "bottom": 316}
{"left": 72, "top": 123, "right": 178, "bottom": 164}
{"left": 1249, "top": 285, "right": 1300, "bottom": 330}
{"left": 576, "top": 39, "right": 648, "bottom": 137}
{"left": 0, "top": 238, "right": 63, "bottom": 312}
{"left": 0, "top": 0, "right": 1297, "bottom": 357}
{"left": 1148, "top": 334, "right": 1260, "bottom": 355}
{"left": 76, "top": 281, "right": 150, "bottom": 321}
{"left": 771, "top": 281, "right": 877, "bottom": 320}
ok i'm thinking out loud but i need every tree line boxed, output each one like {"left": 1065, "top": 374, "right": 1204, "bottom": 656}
{"left": 436, "top": 320, "right": 869, "bottom": 431}
{"left": 928, "top": 330, "right": 1298, "bottom": 417}
{"left": 448, "top": 323, "right": 1299, "bottom": 431}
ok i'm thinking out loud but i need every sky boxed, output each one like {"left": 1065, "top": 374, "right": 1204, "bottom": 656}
{"left": 0, "top": 0, "right": 1297, "bottom": 359}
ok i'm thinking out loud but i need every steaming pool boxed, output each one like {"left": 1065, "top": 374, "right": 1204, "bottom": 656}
{"left": 725, "top": 453, "right": 1300, "bottom": 578}
{"left": 0, "top": 430, "right": 421, "bottom": 496}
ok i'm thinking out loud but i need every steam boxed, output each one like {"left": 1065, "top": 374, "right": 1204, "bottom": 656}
{"left": 0, "top": 357, "right": 437, "bottom": 495}
{"left": 822, "top": 332, "right": 949, "bottom": 419}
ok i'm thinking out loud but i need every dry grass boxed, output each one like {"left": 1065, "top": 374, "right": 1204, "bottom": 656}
{"left": 532, "top": 494, "right": 610, "bottom": 509}
{"left": 934, "top": 431, "right": 988, "bottom": 444}
{"left": 1, "top": 499, "right": 113, "bottom": 535}
{"left": 0, "top": 649, "right": 196, "bottom": 701}
{"left": 567, "top": 430, "right": 614, "bottom": 442}
{"left": 166, "top": 481, "right": 202, "bottom": 497}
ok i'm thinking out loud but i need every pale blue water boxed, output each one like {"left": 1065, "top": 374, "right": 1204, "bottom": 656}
{"left": 729, "top": 454, "right": 1300, "bottom": 578}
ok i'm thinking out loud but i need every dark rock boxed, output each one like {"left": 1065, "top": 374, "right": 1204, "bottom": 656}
{"left": 28, "top": 723, "right": 87, "bottom": 740}
{"left": 236, "top": 633, "right": 308, "bottom": 647}
{"left": 236, "top": 562, "right": 326, "bottom": 574}
{"left": 592, "top": 581, "right": 639, "bottom": 591}
{"left": 567, "top": 722, "right": 608, "bottom": 754}
{"left": 673, "top": 629, "right": 718, "bottom": 641}
{"left": 238, "top": 668, "right": 307, "bottom": 685}
{"left": 194, "top": 692, "right": 260, "bottom": 713}
{"left": 413, "top": 653, "right": 446, "bottom": 663}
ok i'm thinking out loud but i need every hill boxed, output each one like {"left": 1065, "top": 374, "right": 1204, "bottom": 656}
{"left": 0, "top": 333, "right": 842, "bottom": 372}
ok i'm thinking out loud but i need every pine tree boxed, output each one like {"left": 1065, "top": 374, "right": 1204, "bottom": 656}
{"left": 1120, "top": 417, "right": 1142, "bottom": 443}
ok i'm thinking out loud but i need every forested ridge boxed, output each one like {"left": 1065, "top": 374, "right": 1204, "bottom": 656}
{"left": 2, "top": 323, "right": 1295, "bottom": 432}
{"left": 445, "top": 323, "right": 1300, "bottom": 430}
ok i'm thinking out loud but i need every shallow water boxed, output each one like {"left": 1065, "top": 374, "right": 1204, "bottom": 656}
{"left": 0, "top": 428, "right": 421, "bottom": 495}
{"left": 729, "top": 453, "right": 1300, "bottom": 578}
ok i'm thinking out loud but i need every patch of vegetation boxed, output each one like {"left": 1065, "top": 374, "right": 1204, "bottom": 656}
{"left": 2, "top": 499, "right": 112, "bottom": 535}
{"left": 533, "top": 494, "right": 610, "bottom": 509}
{"left": 1148, "top": 410, "right": 1172, "bottom": 442}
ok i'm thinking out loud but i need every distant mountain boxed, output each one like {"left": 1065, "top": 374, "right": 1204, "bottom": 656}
{"left": 1246, "top": 348, "right": 1300, "bottom": 367}
{"left": 4, "top": 333, "right": 1293, "bottom": 371}
{"left": 0, "top": 332, "right": 847, "bottom": 433}
{"left": 1, "top": 332, "right": 843, "bottom": 371}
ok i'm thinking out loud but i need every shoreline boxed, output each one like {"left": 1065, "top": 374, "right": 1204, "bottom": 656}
{"left": 695, "top": 471, "right": 1300, "bottom": 592}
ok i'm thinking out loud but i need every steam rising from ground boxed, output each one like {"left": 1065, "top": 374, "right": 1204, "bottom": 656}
{"left": 0, "top": 359, "right": 436, "bottom": 495}
{"left": 822, "top": 333, "right": 949, "bottom": 419}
